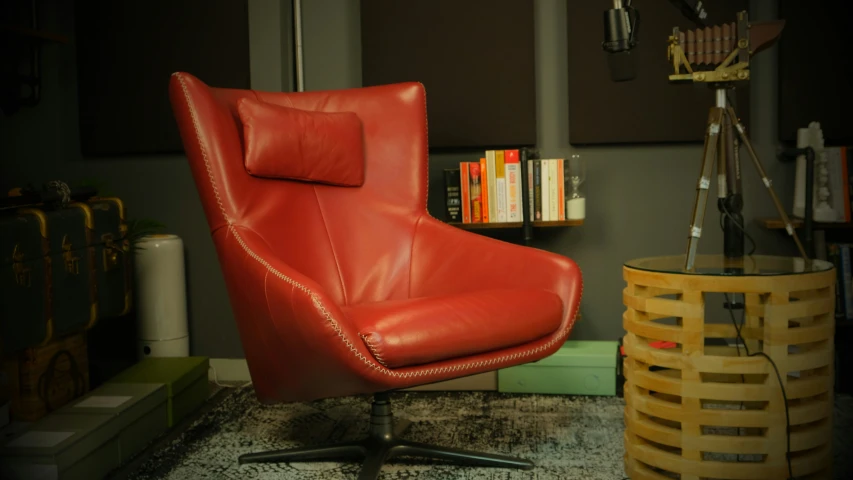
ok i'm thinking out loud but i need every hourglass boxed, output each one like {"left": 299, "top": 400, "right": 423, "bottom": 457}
{"left": 567, "top": 154, "right": 585, "bottom": 220}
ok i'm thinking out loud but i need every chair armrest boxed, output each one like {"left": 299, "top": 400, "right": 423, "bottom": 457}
{"left": 409, "top": 216, "right": 583, "bottom": 320}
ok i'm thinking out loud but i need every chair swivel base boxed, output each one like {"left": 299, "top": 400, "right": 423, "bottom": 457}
{"left": 238, "top": 392, "right": 534, "bottom": 480}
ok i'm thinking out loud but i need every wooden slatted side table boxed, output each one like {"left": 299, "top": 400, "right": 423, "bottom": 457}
{"left": 621, "top": 254, "right": 836, "bottom": 480}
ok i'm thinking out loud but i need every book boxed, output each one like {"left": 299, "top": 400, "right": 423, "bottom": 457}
{"left": 460, "top": 162, "right": 471, "bottom": 223}
{"left": 505, "top": 150, "right": 521, "bottom": 222}
{"left": 479, "top": 157, "right": 490, "bottom": 223}
{"left": 495, "top": 150, "right": 507, "bottom": 222}
{"left": 528, "top": 159, "right": 534, "bottom": 222}
{"left": 533, "top": 160, "right": 542, "bottom": 221}
{"left": 470, "top": 162, "right": 483, "bottom": 223}
{"left": 548, "top": 159, "right": 558, "bottom": 221}
{"left": 444, "top": 168, "right": 461, "bottom": 222}
{"left": 486, "top": 150, "right": 497, "bottom": 222}
{"left": 541, "top": 160, "right": 551, "bottom": 221}
{"left": 557, "top": 158, "right": 565, "bottom": 220}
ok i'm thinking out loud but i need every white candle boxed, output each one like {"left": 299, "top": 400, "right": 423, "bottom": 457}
{"left": 567, "top": 197, "right": 585, "bottom": 220}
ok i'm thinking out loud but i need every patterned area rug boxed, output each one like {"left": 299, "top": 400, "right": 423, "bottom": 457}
{"left": 127, "top": 387, "right": 626, "bottom": 479}
{"left": 127, "top": 387, "right": 853, "bottom": 480}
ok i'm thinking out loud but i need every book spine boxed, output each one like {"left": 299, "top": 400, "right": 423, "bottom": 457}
{"left": 470, "top": 161, "right": 482, "bottom": 223}
{"left": 540, "top": 160, "right": 550, "bottom": 221}
{"left": 551, "top": 160, "right": 560, "bottom": 221}
{"left": 486, "top": 150, "right": 497, "bottom": 222}
{"left": 495, "top": 150, "right": 507, "bottom": 222}
{"left": 479, "top": 157, "right": 489, "bottom": 223}
{"left": 444, "top": 169, "right": 461, "bottom": 223}
{"left": 460, "top": 162, "right": 470, "bottom": 223}
{"left": 505, "top": 149, "right": 521, "bottom": 222}
{"left": 528, "top": 159, "right": 534, "bottom": 222}
{"left": 557, "top": 158, "right": 565, "bottom": 220}
{"left": 533, "top": 160, "right": 542, "bottom": 221}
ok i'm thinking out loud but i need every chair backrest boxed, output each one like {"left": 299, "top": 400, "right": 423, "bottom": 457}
{"left": 168, "top": 73, "right": 429, "bottom": 307}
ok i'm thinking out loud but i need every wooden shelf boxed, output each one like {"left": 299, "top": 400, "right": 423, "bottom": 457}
{"left": 532, "top": 220, "right": 584, "bottom": 227}
{"left": 1, "top": 25, "right": 69, "bottom": 44}
{"left": 759, "top": 217, "right": 853, "bottom": 230}
{"left": 449, "top": 219, "right": 584, "bottom": 230}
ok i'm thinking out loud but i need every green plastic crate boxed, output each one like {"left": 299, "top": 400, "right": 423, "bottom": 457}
{"left": 498, "top": 340, "right": 619, "bottom": 396}
{"left": 107, "top": 357, "right": 209, "bottom": 427}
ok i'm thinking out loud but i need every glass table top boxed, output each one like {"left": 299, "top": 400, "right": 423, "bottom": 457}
{"left": 624, "top": 254, "right": 834, "bottom": 276}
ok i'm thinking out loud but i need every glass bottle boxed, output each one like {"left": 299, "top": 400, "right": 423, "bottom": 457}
{"left": 567, "top": 154, "right": 586, "bottom": 220}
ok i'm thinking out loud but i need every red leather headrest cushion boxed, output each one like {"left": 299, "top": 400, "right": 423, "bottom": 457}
{"left": 236, "top": 97, "right": 365, "bottom": 187}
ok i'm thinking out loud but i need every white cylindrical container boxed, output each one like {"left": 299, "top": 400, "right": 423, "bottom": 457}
{"left": 134, "top": 234, "right": 189, "bottom": 358}
{"left": 567, "top": 197, "right": 586, "bottom": 220}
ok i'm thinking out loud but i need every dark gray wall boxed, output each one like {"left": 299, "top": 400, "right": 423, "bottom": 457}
{"left": 0, "top": 0, "right": 794, "bottom": 358}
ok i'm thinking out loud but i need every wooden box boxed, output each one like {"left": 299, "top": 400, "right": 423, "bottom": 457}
{"left": 0, "top": 333, "right": 89, "bottom": 422}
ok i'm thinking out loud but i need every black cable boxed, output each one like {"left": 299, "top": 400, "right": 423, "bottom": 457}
{"left": 720, "top": 213, "right": 794, "bottom": 479}
{"left": 719, "top": 199, "right": 757, "bottom": 256}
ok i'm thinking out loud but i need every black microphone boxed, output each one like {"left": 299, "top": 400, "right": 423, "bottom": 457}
{"left": 602, "top": 0, "right": 640, "bottom": 82}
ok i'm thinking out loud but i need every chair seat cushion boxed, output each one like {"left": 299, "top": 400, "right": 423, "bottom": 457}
{"left": 343, "top": 289, "right": 563, "bottom": 369}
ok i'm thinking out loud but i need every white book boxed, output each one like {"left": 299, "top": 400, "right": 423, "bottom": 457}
{"left": 496, "top": 177, "right": 507, "bottom": 222}
{"left": 495, "top": 150, "right": 507, "bottom": 222}
{"left": 541, "top": 160, "right": 551, "bottom": 221}
{"left": 506, "top": 161, "right": 521, "bottom": 222}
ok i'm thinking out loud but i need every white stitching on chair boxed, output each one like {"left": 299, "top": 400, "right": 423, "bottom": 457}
{"left": 359, "top": 334, "right": 389, "bottom": 368}
{"left": 174, "top": 72, "right": 584, "bottom": 378}
{"left": 173, "top": 72, "right": 229, "bottom": 223}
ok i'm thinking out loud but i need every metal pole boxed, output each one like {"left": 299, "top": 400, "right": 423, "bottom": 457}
{"left": 293, "top": 0, "right": 305, "bottom": 92}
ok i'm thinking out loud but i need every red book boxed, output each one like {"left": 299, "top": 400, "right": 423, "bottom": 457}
{"left": 469, "top": 162, "right": 482, "bottom": 223}
{"left": 460, "top": 162, "right": 471, "bottom": 223}
{"left": 479, "top": 157, "right": 489, "bottom": 223}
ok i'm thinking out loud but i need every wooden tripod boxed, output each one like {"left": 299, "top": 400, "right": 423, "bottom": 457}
{"left": 683, "top": 88, "right": 808, "bottom": 271}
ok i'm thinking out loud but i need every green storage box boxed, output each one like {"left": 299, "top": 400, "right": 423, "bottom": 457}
{"left": 107, "top": 356, "right": 209, "bottom": 427}
{"left": 498, "top": 341, "right": 619, "bottom": 396}
{"left": 0, "top": 412, "right": 119, "bottom": 480}
{"left": 56, "top": 382, "right": 169, "bottom": 463}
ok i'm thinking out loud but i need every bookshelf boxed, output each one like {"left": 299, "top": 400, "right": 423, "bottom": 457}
{"left": 451, "top": 220, "right": 583, "bottom": 230}
{"left": 758, "top": 218, "right": 853, "bottom": 230}
{"left": 443, "top": 147, "right": 583, "bottom": 246}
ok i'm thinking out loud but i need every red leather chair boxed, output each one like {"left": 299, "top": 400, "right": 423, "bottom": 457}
{"left": 168, "top": 72, "right": 583, "bottom": 479}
